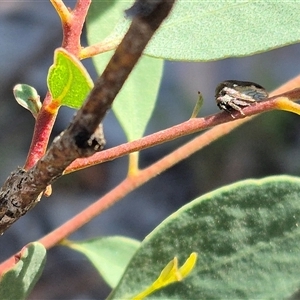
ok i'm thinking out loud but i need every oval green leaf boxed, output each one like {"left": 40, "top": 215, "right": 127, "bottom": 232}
{"left": 109, "top": 175, "right": 300, "bottom": 299}
{"left": 112, "top": 56, "right": 163, "bottom": 141}
{"left": 87, "top": 1, "right": 163, "bottom": 142}
{"left": 100, "top": 1, "right": 300, "bottom": 61}
{"left": 63, "top": 236, "right": 140, "bottom": 288}
{"left": 47, "top": 48, "right": 93, "bottom": 109}
{"left": 0, "top": 242, "right": 46, "bottom": 299}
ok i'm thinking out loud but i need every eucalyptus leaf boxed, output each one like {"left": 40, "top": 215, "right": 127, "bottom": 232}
{"left": 109, "top": 175, "right": 300, "bottom": 299}
{"left": 64, "top": 236, "right": 140, "bottom": 289}
{"left": 47, "top": 48, "right": 93, "bottom": 109}
{"left": 0, "top": 242, "right": 46, "bottom": 300}
{"left": 87, "top": 1, "right": 163, "bottom": 142}
{"left": 98, "top": 1, "right": 300, "bottom": 61}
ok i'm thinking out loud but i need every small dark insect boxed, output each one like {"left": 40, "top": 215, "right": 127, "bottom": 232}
{"left": 215, "top": 80, "right": 268, "bottom": 118}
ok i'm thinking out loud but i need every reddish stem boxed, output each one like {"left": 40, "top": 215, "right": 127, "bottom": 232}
{"left": 1, "top": 76, "right": 300, "bottom": 274}
{"left": 36, "top": 90, "right": 300, "bottom": 249}
{"left": 80, "top": 38, "right": 123, "bottom": 59}
{"left": 62, "top": 0, "right": 91, "bottom": 56}
{"left": 65, "top": 87, "right": 300, "bottom": 174}
{"left": 36, "top": 84, "right": 300, "bottom": 250}
{"left": 24, "top": 93, "right": 58, "bottom": 170}
{"left": 25, "top": 1, "right": 91, "bottom": 169}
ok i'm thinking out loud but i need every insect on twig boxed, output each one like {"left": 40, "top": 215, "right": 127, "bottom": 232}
{"left": 215, "top": 80, "right": 269, "bottom": 118}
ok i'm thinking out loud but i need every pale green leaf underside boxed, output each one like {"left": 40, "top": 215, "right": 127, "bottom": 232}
{"left": 110, "top": 175, "right": 300, "bottom": 299}
{"left": 111, "top": 56, "right": 163, "bottom": 141}
{"left": 87, "top": 1, "right": 163, "bottom": 141}
{"left": 13, "top": 84, "right": 41, "bottom": 118}
{"left": 0, "top": 242, "right": 46, "bottom": 300}
{"left": 100, "top": 1, "right": 300, "bottom": 61}
{"left": 65, "top": 236, "right": 140, "bottom": 288}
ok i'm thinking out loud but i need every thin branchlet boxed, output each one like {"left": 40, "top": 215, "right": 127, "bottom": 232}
{"left": 0, "top": 0, "right": 175, "bottom": 234}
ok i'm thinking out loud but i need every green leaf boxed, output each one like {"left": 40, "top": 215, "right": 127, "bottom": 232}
{"left": 86, "top": 1, "right": 163, "bottom": 141}
{"left": 109, "top": 175, "right": 300, "bottom": 299}
{"left": 0, "top": 242, "right": 46, "bottom": 300}
{"left": 86, "top": 1, "right": 131, "bottom": 46}
{"left": 13, "top": 84, "right": 42, "bottom": 118}
{"left": 100, "top": 1, "right": 300, "bottom": 61}
{"left": 113, "top": 56, "right": 163, "bottom": 141}
{"left": 63, "top": 236, "right": 140, "bottom": 288}
{"left": 47, "top": 48, "right": 93, "bottom": 109}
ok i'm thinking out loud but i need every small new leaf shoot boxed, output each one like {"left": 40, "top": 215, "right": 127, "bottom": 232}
{"left": 13, "top": 84, "right": 42, "bottom": 119}
{"left": 132, "top": 252, "right": 197, "bottom": 299}
{"left": 191, "top": 92, "right": 204, "bottom": 118}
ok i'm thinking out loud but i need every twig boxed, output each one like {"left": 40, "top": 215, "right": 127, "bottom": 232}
{"left": 1, "top": 47, "right": 299, "bottom": 275}
{"left": 0, "top": 0, "right": 175, "bottom": 235}
{"left": 25, "top": 1, "right": 91, "bottom": 170}
{"left": 38, "top": 82, "right": 300, "bottom": 249}
{"left": 64, "top": 87, "right": 300, "bottom": 173}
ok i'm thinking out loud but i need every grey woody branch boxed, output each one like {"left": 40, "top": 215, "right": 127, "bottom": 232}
{"left": 0, "top": 0, "right": 175, "bottom": 234}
